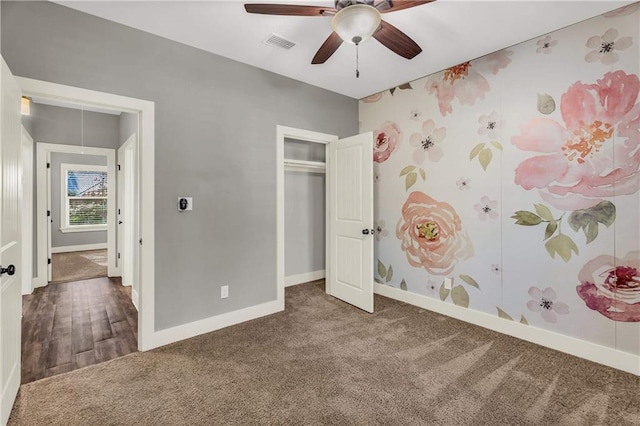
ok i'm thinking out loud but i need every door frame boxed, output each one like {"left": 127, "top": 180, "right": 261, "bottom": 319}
{"left": 36, "top": 143, "right": 116, "bottom": 283}
{"left": 21, "top": 126, "right": 34, "bottom": 295}
{"left": 276, "top": 125, "right": 337, "bottom": 308}
{"left": 18, "top": 77, "right": 156, "bottom": 351}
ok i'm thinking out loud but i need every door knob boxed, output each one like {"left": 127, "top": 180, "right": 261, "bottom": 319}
{"left": 362, "top": 229, "right": 370, "bottom": 235}
{"left": 0, "top": 265, "right": 15, "bottom": 276}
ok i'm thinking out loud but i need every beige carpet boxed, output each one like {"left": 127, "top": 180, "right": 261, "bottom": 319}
{"left": 50, "top": 249, "right": 108, "bottom": 283}
{"left": 9, "top": 281, "right": 639, "bottom": 425}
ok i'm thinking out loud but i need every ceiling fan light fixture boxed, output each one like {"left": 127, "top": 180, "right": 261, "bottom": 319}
{"left": 332, "top": 4, "right": 381, "bottom": 45}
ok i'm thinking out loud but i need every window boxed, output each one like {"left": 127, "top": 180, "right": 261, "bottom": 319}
{"left": 61, "top": 164, "right": 108, "bottom": 232}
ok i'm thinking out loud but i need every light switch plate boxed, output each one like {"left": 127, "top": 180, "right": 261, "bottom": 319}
{"left": 178, "top": 197, "right": 193, "bottom": 211}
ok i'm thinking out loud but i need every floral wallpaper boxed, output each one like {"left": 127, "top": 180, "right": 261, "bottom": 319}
{"left": 360, "top": 3, "right": 640, "bottom": 356}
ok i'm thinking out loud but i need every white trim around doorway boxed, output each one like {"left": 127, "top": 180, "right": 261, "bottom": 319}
{"left": 18, "top": 77, "right": 156, "bottom": 351}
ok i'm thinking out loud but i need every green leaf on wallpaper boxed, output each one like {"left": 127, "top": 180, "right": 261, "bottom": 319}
{"left": 386, "top": 265, "right": 394, "bottom": 283}
{"left": 545, "top": 234, "right": 579, "bottom": 262}
{"left": 544, "top": 221, "right": 558, "bottom": 240}
{"left": 377, "top": 260, "right": 387, "bottom": 279}
{"left": 568, "top": 201, "right": 616, "bottom": 244}
{"left": 534, "top": 204, "right": 554, "bottom": 222}
{"left": 511, "top": 211, "right": 543, "bottom": 226}
{"left": 469, "top": 143, "right": 486, "bottom": 160}
{"left": 374, "top": 277, "right": 384, "bottom": 284}
{"left": 398, "top": 83, "right": 413, "bottom": 90}
{"left": 497, "top": 307, "right": 513, "bottom": 321}
{"left": 459, "top": 274, "right": 480, "bottom": 289}
{"left": 419, "top": 168, "right": 426, "bottom": 181}
{"left": 400, "top": 279, "right": 407, "bottom": 291}
{"left": 439, "top": 283, "right": 450, "bottom": 301}
{"left": 451, "top": 285, "right": 470, "bottom": 308}
{"left": 479, "top": 148, "right": 493, "bottom": 171}
{"left": 406, "top": 172, "right": 418, "bottom": 190}
{"left": 400, "top": 165, "right": 416, "bottom": 176}
{"left": 490, "top": 141, "right": 503, "bottom": 151}
{"left": 520, "top": 315, "right": 529, "bottom": 325}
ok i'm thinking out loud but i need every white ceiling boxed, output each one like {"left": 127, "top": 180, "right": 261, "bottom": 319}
{"left": 55, "top": 0, "right": 634, "bottom": 99}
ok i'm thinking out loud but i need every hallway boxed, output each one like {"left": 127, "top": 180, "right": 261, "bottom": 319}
{"left": 21, "top": 277, "right": 138, "bottom": 384}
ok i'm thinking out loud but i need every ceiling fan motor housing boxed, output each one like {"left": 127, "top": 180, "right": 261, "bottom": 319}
{"left": 334, "top": 0, "right": 377, "bottom": 11}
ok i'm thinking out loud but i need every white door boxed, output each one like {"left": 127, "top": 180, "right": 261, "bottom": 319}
{"left": 46, "top": 151, "right": 52, "bottom": 282}
{"left": 326, "top": 132, "right": 374, "bottom": 313}
{"left": 21, "top": 127, "right": 34, "bottom": 295}
{"left": 117, "top": 134, "right": 138, "bottom": 307}
{"left": 0, "top": 57, "right": 23, "bottom": 426}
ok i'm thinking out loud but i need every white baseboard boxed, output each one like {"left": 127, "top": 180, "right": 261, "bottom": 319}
{"left": 146, "top": 299, "right": 283, "bottom": 350}
{"left": 51, "top": 243, "right": 107, "bottom": 253}
{"left": 285, "top": 270, "right": 325, "bottom": 287}
{"left": 374, "top": 283, "right": 640, "bottom": 376}
{"left": 131, "top": 289, "right": 139, "bottom": 312}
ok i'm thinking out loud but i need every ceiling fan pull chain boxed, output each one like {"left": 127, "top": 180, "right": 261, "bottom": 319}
{"left": 355, "top": 42, "right": 360, "bottom": 78}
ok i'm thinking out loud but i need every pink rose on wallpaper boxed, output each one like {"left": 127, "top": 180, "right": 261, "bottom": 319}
{"left": 373, "top": 121, "right": 401, "bottom": 163}
{"left": 396, "top": 191, "right": 473, "bottom": 275}
{"left": 362, "top": 92, "right": 383, "bottom": 103}
{"left": 512, "top": 70, "right": 640, "bottom": 210}
{"left": 576, "top": 251, "right": 640, "bottom": 322}
{"left": 536, "top": 35, "right": 558, "bottom": 54}
{"left": 409, "top": 119, "right": 446, "bottom": 164}
{"left": 425, "top": 50, "right": 513, "bottom": 116}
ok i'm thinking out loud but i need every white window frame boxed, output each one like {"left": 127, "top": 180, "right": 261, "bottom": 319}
{"left": 60, "top": 163, "right": 108, "bottom": 233}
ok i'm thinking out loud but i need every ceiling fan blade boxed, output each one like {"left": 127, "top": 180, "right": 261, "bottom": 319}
{"left": 375, "top": 0, "right": 434, "bottom": 13}
{"left": 244, "top": 4, "right": 337, "bottom": 16}
{"left": 373, "top": 20, "right": 422, "bottom": 59}
{"left": 311, "top": 32, "right": 344, "bottom": 64}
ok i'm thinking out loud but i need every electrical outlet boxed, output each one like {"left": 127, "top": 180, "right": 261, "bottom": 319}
{"left": 444, "top": 277, "right": 453, "bottom": 290}
{"left": 221, "top": 285, "right": 229, "bottom": 299}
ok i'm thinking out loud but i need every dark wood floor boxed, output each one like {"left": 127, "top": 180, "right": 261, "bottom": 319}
{"left": 21, "top": 277, "right": 138, "bottom": 384}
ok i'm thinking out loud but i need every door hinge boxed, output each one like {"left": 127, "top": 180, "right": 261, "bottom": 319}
{"left": 46, "top": 162, "right": 50, "bottom": 169}
{"left": 118, "top": 208, "right": 121, "bottom": 215}
{"left": 117, "top": 252, "right": 121, "bottom": 259}
{"left": 117, "top": 164, "right": 121, "bottom": 171}
{"left": 47, "top": 210, "right": 50, "bottom": 217}
{"left": 48, "top": 258, "right": 51, "bottom": 265}
{"left": 139, "top": 238, "right": 143, "bottom": 245}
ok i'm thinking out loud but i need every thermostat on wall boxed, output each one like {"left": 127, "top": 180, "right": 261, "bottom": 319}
{"left": 178, "top": 197, "right": 193, "bottom": 211}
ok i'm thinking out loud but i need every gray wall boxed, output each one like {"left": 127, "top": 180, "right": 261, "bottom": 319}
{"left": 284, "top": 172, "right": 325, "bottom": 276}
{"left": 50, "top": 153, "right": 107, "bottom": 248}
{"left": 119, "top": 112, "right": 137, "bottom": 147}
{"left": 1, "top": 1, "right": 358, "bottom": 331}
{"left": 25, "top": 103, "right": 120, "bottom": 149}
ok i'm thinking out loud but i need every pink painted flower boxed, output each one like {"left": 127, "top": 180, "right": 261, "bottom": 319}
{"left": 373, "top": 121, "right": 401, "bottom": 163}
{"left": 474, "top": 196, "right": 499, "bottom": 221}
{"left": 512, "top": 70, "right": 640, "bottom": 210}
{"left": 362, "top": 92, "right": 383, "bottom": 103}
{"left": 477, "top": 111, "right": 502, "bottom": 139}
{"left": 536, "top": 35, "right": 558, "bottom": 54}
{"left": 374, "top": 220, "right": 389, "bottom": 242}
{"left": 576, "top": 251, "right": 640, "bottom": 322}
{"left": 409, "top": 119, "right": 446, "bottom": 164}
{"left": 396, "top": 191, "right": 474, "bottom": 275}
{"left": 456, "top": 177, "right": 471, "bottom": 190}
{"left": 527, "top": 287, "right": 569, "bottom": 323}
{"left": 585, "top": 28, "right": 632, "bottom": 65}
{"left": 425, "top": 50, "right": 513, "bottom": 116}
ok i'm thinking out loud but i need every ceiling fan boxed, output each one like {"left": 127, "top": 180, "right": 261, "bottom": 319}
{"left": 245, "top": 0, "right": 433, "bottom": 65}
